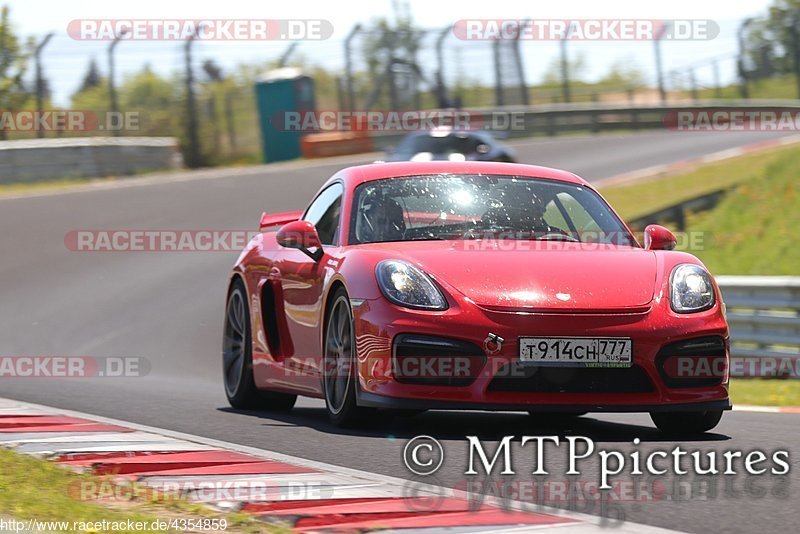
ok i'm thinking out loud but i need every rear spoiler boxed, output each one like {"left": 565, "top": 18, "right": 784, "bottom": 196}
{"left": 259, "top": 210, "right": 303, "bottom": 232}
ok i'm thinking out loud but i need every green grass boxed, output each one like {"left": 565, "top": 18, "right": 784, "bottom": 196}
{"left": 600, "top": 143, "right": 800, "bottom": 274}
{"left": 0, "top": 177, "right": 120, "bottom": 197}
{"left": 0, "top": 448, "right": 278, "bottom": 533}
{"left": 729, "top": 378, "right": 800, "bottom": 406}
{"left": 599, "top": 145, "right": 795, "bottom": 220}
{"left": 696, "top": 74, "right": 800, "bottom": 100}
{"left": 680, "top": 151, "right": 800, "bottom": 275}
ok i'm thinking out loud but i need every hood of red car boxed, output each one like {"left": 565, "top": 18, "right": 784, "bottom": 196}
{"left": 374, "top": 241, "right": 657, "bottom": 312}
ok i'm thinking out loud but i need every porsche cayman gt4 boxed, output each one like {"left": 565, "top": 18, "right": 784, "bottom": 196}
{"left": 222, "top": 161, "right": 730, "bottom": 432}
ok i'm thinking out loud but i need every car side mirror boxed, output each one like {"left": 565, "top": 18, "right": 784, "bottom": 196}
{"left": 644, "top": 224, "right": 677, "bottom": 251}
{"left": 276, "top": 220, "right": 323, "bottom": 261}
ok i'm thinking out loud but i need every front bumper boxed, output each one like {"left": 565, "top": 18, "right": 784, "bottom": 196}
{"left": 357, "top": 391, "right": 731, "bottom": 412}
{"left": 352, "top": 296, "right": 731, "bottom": 412}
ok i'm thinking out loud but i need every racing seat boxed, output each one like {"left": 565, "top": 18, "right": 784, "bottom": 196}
{"left": 358, "top": 195, "right": 406, "bottom": 242}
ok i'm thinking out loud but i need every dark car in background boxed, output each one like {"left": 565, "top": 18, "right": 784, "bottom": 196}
{"left": 386, "top": 129, "right": 516, "bottom": 162}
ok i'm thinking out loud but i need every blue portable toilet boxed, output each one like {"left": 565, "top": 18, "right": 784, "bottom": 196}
{"left": 254, "top": 68, "right": 316, "bottom": 163}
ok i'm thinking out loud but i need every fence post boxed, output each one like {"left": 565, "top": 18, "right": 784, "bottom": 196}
{"left": 737, "top": 18, "right": 753, "bottom": 99}
{"left": 493, "top": 39, "right": 503, "bottom": 106}
{"left": 34, "top": 33, "right": 54, "bottom": 139}
{"left": 344, "top": 24, "right": 361, "bottom": 110}
{"left": 184, "top": 29, "right": 203, "bottom": 168}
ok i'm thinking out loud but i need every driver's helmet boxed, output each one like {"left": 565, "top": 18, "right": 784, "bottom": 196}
{"left": 504, "top": 185, "right": 547, "bottom": 225}
{"left": 523, "top": 188, "right": 547, "bottom": 217}
{"left": 359, "top": 194, "right": 406, "bottom": 242}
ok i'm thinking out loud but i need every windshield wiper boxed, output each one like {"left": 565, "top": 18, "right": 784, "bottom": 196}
{"left": 534, "top": 233, "right": 580, "bottom": 242}
{"left": 406, "top": 235, "right": 446, "bottom": 241}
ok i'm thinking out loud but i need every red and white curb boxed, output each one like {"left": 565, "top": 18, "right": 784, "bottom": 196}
{"left": 0, "top": 398, "right": 682, "bottom": 533}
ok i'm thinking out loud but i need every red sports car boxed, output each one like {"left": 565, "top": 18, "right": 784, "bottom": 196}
{"left": 222, "top": 161, "right": 730, "bottom": 433}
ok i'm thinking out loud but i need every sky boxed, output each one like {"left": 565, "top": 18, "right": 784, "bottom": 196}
{"left": 4, "top": 0, "right": 777, "bottom": 106}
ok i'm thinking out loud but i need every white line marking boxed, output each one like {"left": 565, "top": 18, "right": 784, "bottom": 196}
{"left": 594, "top": 134, "right": 800, "bottom": 188}
{"left": 733, "top": 404, "right": 782, "bottom": 413}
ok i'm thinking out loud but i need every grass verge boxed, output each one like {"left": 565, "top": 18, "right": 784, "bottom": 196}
{"left": 604, "top": 144, "right": 800, "bottom": 407}
{"left": 599, "top": 143, "right": 796, "bottom": 221}
{"left": 600, "top": 142, "right": 800, "bottom": 274}
{"left": 0, "top": 177, "right": 119, "bottom": 197}
{"left": 729, "top": 378, "right": 800, "bottom": 407}
{"left": 0, "top": 448, "right": 280, "bottom": 533}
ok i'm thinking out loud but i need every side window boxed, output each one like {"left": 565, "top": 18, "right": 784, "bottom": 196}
{"left": 557, "top": 192, "right": 601, "bottom": 232}
{"left": 303, "top": 183, "right": 344, "bottom": 245}
{"left": 543, "top": 199, "right": 569, "bottom": 230}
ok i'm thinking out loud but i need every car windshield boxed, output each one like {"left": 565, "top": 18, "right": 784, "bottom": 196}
{"left": 349, "top": 174, "right": 636, "bottom": 246}
{"left": 397, "top": 134, "right": 484, "bottom": 155}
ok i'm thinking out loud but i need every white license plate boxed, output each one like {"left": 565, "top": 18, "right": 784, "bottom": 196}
{"left": 519, "top": 337, "right": 632, "bottom": 367}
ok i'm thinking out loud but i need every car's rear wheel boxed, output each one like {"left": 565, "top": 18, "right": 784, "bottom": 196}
{"left": 223, "top": 278, "right": 297, "bottom": 411}
{"left": 650, "top": 410, "right": 723, "bottom": 434}
{"left": 323, "top": 287, "right": 374, "bottom": 426}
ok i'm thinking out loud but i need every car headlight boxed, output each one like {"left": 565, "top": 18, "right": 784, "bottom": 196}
{"left": 670, "top": 264, "right": 716, "bottom": 313}
{"left": 376, "top": 260, "right": 447, "bottom": 310}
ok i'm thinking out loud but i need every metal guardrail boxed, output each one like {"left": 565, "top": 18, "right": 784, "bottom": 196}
{"left": 628, "top": 188, "right": 731, "bottom": 231}
{"left": 370, "top": 99, "right": 800, "bottom": 150}
{"left": 716, "top": 276, "right": 800, "bottom": 378}
{"left": 0, "top": 137, "right": 182, "bottom": 184}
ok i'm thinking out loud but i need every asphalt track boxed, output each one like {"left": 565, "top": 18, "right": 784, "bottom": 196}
{"left": 1, "top": 130, "right": 798, "bottom": 533}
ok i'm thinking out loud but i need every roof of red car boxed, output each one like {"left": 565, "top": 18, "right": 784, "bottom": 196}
{"left": 332, "top": 161, "right": 589, "bottom": 189}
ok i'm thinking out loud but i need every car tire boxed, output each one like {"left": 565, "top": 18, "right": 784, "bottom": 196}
{"left": 650, "top": 410, "right": 723, "bottom": 434}
{"left": 323, "top": 287, "right": 374, "bottom": 427}
{"left": 223, "top": 278, "right": 297, "bottom": 411}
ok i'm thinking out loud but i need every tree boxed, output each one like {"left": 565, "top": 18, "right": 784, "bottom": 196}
{"left": 121, "top": 67, "right": 179, "bottom": 136}
{"left": 360, "top": 16, "right": 425, "bottom": 109}
{"left": 741, "top": 0, "right": 800, "bottom": 79}
{"left": 0, "top": 5, "right": 32, "bottom": 138}
{"left": 202, "top": 59, "right": 223, "bottom": 82}
{"left": 598, "top": 59, "right": 646, "bottom": 89}
{"left": 78, "top": 58, "right": 101, "bottom": 93}
{"left": 541, "top": 52, "right": 587, "bottom": 86}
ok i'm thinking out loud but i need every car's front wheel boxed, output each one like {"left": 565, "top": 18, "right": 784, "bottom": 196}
{"left": 650, "top": 410, "right": 723, "bottom": 434}
{"left": 223, "top": 278, "right": 297, "bottom": 411}
{"left": 323, "top": 287, "right": 374, "bottom": 426}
